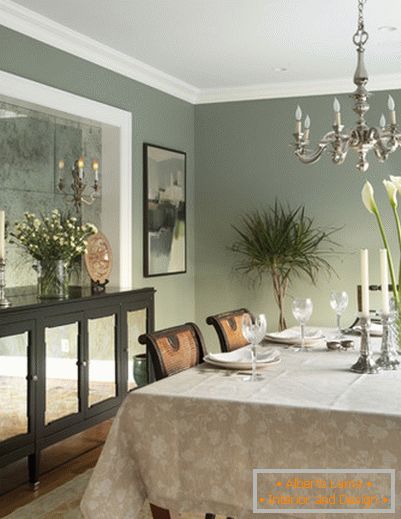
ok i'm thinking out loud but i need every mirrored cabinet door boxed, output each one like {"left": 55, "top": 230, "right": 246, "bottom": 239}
{"left": 0, "top": 331, "right": 30, "bottom": 442}
{"left": 45, "top": 322, "right": 80, "bottom": 425}
{"left": 87, "top": 314, "right": 117, "bottom": 407}
{"left": 127, "top": 309, "right": 147, "bottom": 391}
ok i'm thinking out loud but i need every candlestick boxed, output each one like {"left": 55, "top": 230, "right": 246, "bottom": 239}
{"left": 380, "top": 249, "right": 390, "bottom": 315}
{"left": 376, "top": 313, "right": 400, "bottom": 370}
{"left": 350, "top": 315, "right": 381, "bottom": 374}
{"left": 0, "top": 210, "right": 4, "bottom": 261}
{"left": 0, "top": 259, "right": 11, "bottom": 308}
{"left": 360, "top": 249, "right": 370, "bottom": 317}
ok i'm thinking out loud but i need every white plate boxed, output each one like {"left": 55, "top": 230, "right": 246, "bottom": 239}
{"left": 203, "top": 356, "right": 281, "bottom": 370}
{"left": 265, "top": 328, "right": 325, "bottom": 346}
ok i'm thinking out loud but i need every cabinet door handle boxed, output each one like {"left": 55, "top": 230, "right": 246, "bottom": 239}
{"left": 32, "top": 375, "right": 38, "bottom": 382}
{"left": 82, "top": 361, "right": 87, "bottom": 367}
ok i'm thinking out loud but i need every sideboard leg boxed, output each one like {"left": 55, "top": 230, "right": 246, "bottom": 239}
{"left": 149, "top": 504, "right": 171, "bottom": 519}
{"left": 28, "top": 452, "right": 40, "bottom": 490}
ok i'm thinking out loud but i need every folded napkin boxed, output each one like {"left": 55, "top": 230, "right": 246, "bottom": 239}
{"left": 207, "top": 347, "right": 280, "bottom": 364}
{"left": 265, "top": 327, "right": 324, "bottom": 345}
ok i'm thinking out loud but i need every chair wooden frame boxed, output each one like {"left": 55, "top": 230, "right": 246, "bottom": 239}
{"left": 356, "top": 284, "right": 397, "bottom": 313}
{"left": 139, "top": 322, "right": 206, "bottom": 381}
{"left": 206, "top": 308, "right": 253, "bottom": 353}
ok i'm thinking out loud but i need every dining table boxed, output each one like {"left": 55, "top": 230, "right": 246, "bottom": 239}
{"left": 80, "top": 329, "right": 401, "bottom": 519}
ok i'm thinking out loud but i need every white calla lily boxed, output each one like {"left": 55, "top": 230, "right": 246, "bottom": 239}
{"left": 383, "top": 179, "right": 398, "bottom": 208}
{"left": 361, "top": 181, "right": 378, "bottom": 214}
{"left": 389, "top": 175, "right": 401, "bottom": 194}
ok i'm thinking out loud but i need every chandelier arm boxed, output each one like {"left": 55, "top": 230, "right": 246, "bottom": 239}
{"left": 294, "top": 144, "right": 327, "bottom": 165}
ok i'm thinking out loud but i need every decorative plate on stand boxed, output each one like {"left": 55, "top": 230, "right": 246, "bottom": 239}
{"left": 84, "top": 231, "right": 113, "bottom": 286}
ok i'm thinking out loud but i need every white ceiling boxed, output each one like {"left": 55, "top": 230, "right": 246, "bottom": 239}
{"left": 4, "top": 0, "right": 401, "bottom": 102}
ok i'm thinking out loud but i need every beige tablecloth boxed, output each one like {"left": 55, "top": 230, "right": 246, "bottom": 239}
{"left": 81, "top": 337, "right": 401, "bottom": 518}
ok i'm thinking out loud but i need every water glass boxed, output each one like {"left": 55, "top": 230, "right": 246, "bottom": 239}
{"left": 242, "top": 313, "right": 267, "bottom": 381}
{"left": 330, "top": 291, "right": 349, "bottom": 339}
{"left": 291, "top": 298, "right": 313, "bottom": 349}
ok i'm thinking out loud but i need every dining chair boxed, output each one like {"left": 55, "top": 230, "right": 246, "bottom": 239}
{"left": 356, "top": 284, "right": 397, "bottom": 316}
{"left": 139, "top": 325, "right": 233, "bottom": 519}
{"left": 138, "top": 322, "right": 206, "bottom": 380}
{"left": 206, "top": 308, "right": 253, "bottom": 352}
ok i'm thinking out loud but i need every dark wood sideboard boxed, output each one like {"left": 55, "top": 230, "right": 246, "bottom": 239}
{"left": 0, "top": 286, "right": 155, "bottom": 490}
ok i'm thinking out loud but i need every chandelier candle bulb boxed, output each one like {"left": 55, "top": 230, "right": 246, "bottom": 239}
{"left": 78, "top": 158, "right": 84, "bottom": 180}
{"left": 388, "top": 95, "right": 396, "bottom": 125}
{"left": 380, "top": 114, "right": 386, "bottom": 129}
{"left": 380, "top": 249, "right": 390, "bottom": 315}
{"left": 92, "top": 160, "right": 99, "bottom": 182}
{"left": 295, "top": 105, "right": 302, "bottom": 133}
{"left": 360, "top": 249, "right": 370, "bottom": 317}
{"left": 0, "top": 210, "right": 4, "bottom": 261}
{"left": 304, "top": 115, "right": 311, "bottom": 140}
{"left": 333, "top": 97, "right": 341, "bottom": 126}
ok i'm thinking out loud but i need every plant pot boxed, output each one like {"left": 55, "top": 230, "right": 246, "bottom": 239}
{"left": 35, "top": 259, "right": 71, "bottom": 300}
{"left": 133, "top": 354, "right": 148, "bottom": 388}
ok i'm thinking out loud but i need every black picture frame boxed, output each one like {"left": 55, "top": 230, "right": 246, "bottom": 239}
{"left": 143, "top": 143, "right": 187, "bottom": 277}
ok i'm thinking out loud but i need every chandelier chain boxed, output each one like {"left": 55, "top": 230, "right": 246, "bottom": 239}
{"left": 353, "top": 0, "right": 368, "bottom": 49}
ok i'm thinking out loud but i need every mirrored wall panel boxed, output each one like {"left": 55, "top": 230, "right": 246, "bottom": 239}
{"left": 0, "top": 332, "right": 29, "bottom": 442}
{"left": 0, "top": 97, "right": 102, "bottom": 288}
{"left": 45, "top": 323, "right": 79, "bottom": 425}
{"left": 127, "top": 309, "right": 147, "bottom": 391}
{"left": 88, "top": 314, "right": 116, "bottom": 407}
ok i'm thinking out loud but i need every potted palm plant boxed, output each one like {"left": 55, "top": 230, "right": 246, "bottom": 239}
{"left": 230, "top": 201, "right": 338, "bottom": 330}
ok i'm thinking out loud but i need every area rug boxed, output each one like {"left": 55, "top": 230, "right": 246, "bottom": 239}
{"left": 4, "top": 469, "right": 222, "bottom": 518}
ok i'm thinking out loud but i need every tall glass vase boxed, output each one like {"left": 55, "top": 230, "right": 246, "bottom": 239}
{"left": 35, "top": 260, "right": 70, "bottom": 300}
{"left": 389, "top": 299, "right": 401, "bottom": 353}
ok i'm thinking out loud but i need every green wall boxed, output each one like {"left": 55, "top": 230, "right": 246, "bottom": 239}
{"left": 0, "top": 26, "right": 195, "bottom": 329}
{"left": 195, "top": 93, "right": 401, "bottom": 348}
{"left": 2, "top": 25, "right": 400, "bottom": 346}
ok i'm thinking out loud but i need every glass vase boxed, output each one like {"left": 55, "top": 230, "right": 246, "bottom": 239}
{"left": 35, "top": 260, "right": 70, "bottom": 300}
{"left": 133, "top": 354, "right": 148, "bottom": 388}
{"left": 389, "top": 298, "right": 401, "bottom": 353}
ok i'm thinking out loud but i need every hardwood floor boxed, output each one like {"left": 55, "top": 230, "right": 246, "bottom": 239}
{"left": 0, "top": 420, "right": 111, "bottom": 518}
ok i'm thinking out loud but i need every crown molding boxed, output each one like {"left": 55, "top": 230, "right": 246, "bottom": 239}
{"left": 1, "top": 0, "right": 401, "bottom": 106}
{"left": 196, "top": 74, "right": 401, "bottom": 104}
{"left": 0, "top": 0, "right": 200, "bottom": 103}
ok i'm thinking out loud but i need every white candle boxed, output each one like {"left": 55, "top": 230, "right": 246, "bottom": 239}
{"left": 380, "top": 249, "right": 390, "bottom": 315}
{"left": 0, "top": 210, "right": 5, "bottom": 261}
{"left": 360, "top": 249, "right": 370, "bottom": 317}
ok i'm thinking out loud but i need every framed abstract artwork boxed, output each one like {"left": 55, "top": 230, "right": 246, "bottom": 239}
{"left": 143, "top": 143, "right": 186, "bottom": 277}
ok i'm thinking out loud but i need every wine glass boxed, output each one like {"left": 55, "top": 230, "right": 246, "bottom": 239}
{"left": 330, "top": 291, "right": 349, "bottom": 339}
{"left": 242, "top": 313, "right": 267, "bottom": 381}
{"left": 291, "top": 298, "right": 313, "bottom": 350}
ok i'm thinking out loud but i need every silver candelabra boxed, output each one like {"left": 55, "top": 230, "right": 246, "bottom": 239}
{"left": 350, "top": 315, "right": 381, "bottom": 374}
{"left": 376, "top": 313, "right": 400, "bottom": 370}
{"left": 0, "top": 259, "right": 11, "bottom": 308}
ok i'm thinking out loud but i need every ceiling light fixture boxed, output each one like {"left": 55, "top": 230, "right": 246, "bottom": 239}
{"left": 292, "top": 0, "right": 401, "bottom": 172}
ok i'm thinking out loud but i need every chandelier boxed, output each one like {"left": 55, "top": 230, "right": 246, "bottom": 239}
{"left": 292, "top": 0, "right": 400, "bottom": 172}
{"left": 57, "top": 158, "right": 100, "bottom": 211}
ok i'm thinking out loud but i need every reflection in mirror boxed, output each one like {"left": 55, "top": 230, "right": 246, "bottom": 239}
{"left": 0, "top": 332, "right": 29, "bottom": 441}
{"left": 0, "top": 97, "right": 102, "bottom": 288}
{"left": 88, "top": 314, "right": 116, "bottom": 407}
{"left": 45, "top": 323, "right": 79, "bottom": 425}
{"left": 127, "top": 309, "right": 147, "bottom": 390}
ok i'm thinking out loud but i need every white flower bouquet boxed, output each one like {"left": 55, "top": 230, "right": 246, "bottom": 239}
{"left": 10, "top": 209, "right": 97, "bottom": 298}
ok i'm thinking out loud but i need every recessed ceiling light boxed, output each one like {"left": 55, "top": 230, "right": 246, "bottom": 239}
{"left": 378, "top": 26, "right": 398, "bottom": 32}
{"left": 273, "top": 67, "right": 287, "bottom": 72}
